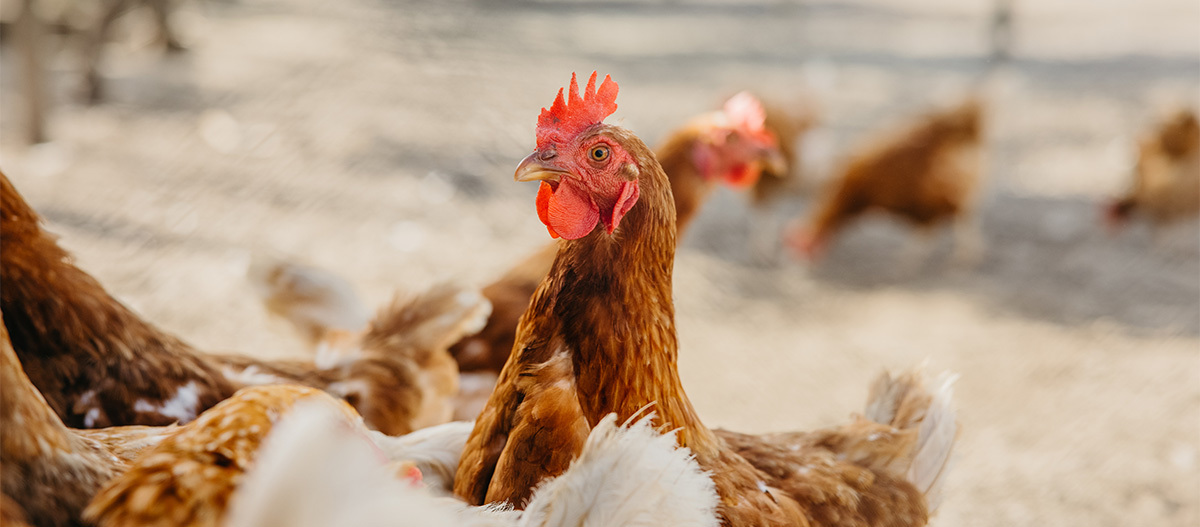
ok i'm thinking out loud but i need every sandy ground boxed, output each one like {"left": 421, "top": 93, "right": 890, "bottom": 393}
{"left": 1, "top": 0, "right": 1198, "bottom": 525}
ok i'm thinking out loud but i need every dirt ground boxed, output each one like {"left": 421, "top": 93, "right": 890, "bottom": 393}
{"left": 1, "top": 0, "right": 1197, "bottom": 525}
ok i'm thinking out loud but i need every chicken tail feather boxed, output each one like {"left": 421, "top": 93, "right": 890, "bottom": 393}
{"left": 363, "top": 283, "right": 493, "bottom": 362}
{"left": 864, "top": 368, "right": 959, "bottom": 514}
{"left": 247, "top": 256, "right": 372, "bottom": 348}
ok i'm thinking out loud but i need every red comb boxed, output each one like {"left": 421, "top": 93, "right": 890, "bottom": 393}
{"left": 536, "top": 72, "right": 619, "bottom": 150}
{"left": 723, "top": 92, "right": 772, "bottom": 142}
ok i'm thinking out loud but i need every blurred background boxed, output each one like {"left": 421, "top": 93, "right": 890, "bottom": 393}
{"left": 0, "top": 0, "right": 1197, "bottom": 525}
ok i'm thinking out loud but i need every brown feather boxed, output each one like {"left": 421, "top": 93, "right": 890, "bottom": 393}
{"left": 0, "top": 172, "right": 468, "bottom": 436}
{"left": 1, "top": 494, "right": 32, "bottom": 527}
{"left": 0, "top": 310, "right": 173, "bottom": 527}
{"left": 82, "top": 385, "right": 360, "bottom": 527}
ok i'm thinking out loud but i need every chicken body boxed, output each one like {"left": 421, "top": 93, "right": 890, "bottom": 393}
{"left": 1, "top": 305, "right": 388, "bottom": 527}
{"left": 790, "top": 99, "right": 984, "bottom": 260}
{"left": 1108, "top": 109, "right": 1200, "bottom": 228}
{"left": 449, "top": 95, "right": 788, "bottom": 379}
{"left": 455, "top": 74, "right": 957, "bottom": 526}
{"left": 0, "top": 173, "right": 488, "bottom": 435}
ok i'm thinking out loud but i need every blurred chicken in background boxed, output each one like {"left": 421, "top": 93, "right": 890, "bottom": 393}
{"left": 786, "top": 98, "right": 987, "bottom": 267}
{"left": 1105, "top": 108, "right": 1200, "bottom": 233}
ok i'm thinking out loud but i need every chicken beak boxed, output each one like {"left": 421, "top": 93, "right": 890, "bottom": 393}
{"left": 762, "top": 148, "right": 788, "bottom": 176}
{"left": 515, "top": 151, "right": 569, "bottom": 183}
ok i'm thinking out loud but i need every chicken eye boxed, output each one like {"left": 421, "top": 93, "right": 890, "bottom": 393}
{"left": 589, "top": 145, "right": 610, "bottom": 162}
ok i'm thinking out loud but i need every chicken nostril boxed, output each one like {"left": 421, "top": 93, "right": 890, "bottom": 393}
{"left": 539, "top": 149, "right": 558, "bottom": 161}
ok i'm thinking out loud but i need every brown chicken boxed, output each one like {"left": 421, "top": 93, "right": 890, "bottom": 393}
{"left": 82, "top": 386, "right": 371, "bottom": 527}
{"left": 450, "top": 91, "right": 788, "bottom": 377}
{"left": 454, "top": 73, "right": 958, "bottom": 526}
{"left": 0, "top": 173, "right": 488, "bottom": 435}
{"left": 3, "top": 298, "right": 414, "bottom": 527}
{"left": 1, "top": 313, "right": 167, "bottom": 527}
{"left": 1106, "top": 108, "right": 1200, "bottom": 229}
{"left": 787, "top": 99, "right": 985, "bottom": 263}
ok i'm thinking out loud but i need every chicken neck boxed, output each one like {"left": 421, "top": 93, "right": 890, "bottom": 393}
{"left": 542, "top": 126, "right": 720, "bottom": 457}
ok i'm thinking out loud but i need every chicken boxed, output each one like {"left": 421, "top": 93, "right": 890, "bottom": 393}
{"left": 226, "top": 403, "right": 719, "bottom": 527}
{"left": 1105, "top": 108, "right": 1200, "bottom": 230}
{"left": 454, "top": 73, "right": 958, "bottom": 526}
{"left": 3, "top": 298, "right": 377, "bottom": 527}
{"left": 449, "top": 91, "right": 788, "bottom": 382}
{"left": 82, "top": 385, "right": 373, "bottom": 527}
{"left": 2, "top": 302, "right": 441, "bottom": 527}
{"left": 654, "top": 91, "right": 790, "bottom": 236}
{"left": 0, "top": 172, "right": 489, "bottom": 435}
{"left": 786, "top": 98, "right": 985, "bottom": 264}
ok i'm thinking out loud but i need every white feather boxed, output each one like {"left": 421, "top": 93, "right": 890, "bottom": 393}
{"left": 370, "top": 420, "right": 476, "bottom": 495}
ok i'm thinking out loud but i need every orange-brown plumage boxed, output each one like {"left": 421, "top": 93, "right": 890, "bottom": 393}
{"left": 1106, "top": 108, "right": 1200, "bottom": 228}
{"left": 1, "top": 312, "right": 173, "bottom": 527}
{"left": 454, "top": 73, "right": 957, "bottom": 526}
{"left": 1, "top": 494, "right": 31, "bottom": 527}
{"left": 788, "top": 99, "right": 984, "bottom": 259}
{"left": 82, "top": 385, "right": 361, "bottom": 527}
{"left": 449, "top": 92, "right": 787, "bottom": 381}
{"left": 0, "top": 173, "right": 484, "bottom": 436}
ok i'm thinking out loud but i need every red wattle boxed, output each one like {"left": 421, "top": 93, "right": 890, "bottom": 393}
{"left": 536, "top": 182, "right": 560, "bottom": 238}
{"left": 536, "top": 180, "right": 600, "bottom": 240}
{"left": 724, "top": 163, "right": 760, "bottom": 188}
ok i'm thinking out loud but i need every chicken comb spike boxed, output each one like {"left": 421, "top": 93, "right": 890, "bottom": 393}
{"left": 536, "top": 72, "right": 619, "bottom": 150}
{"left": 723, "top": 91, "right": 767, "bottom": 134}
